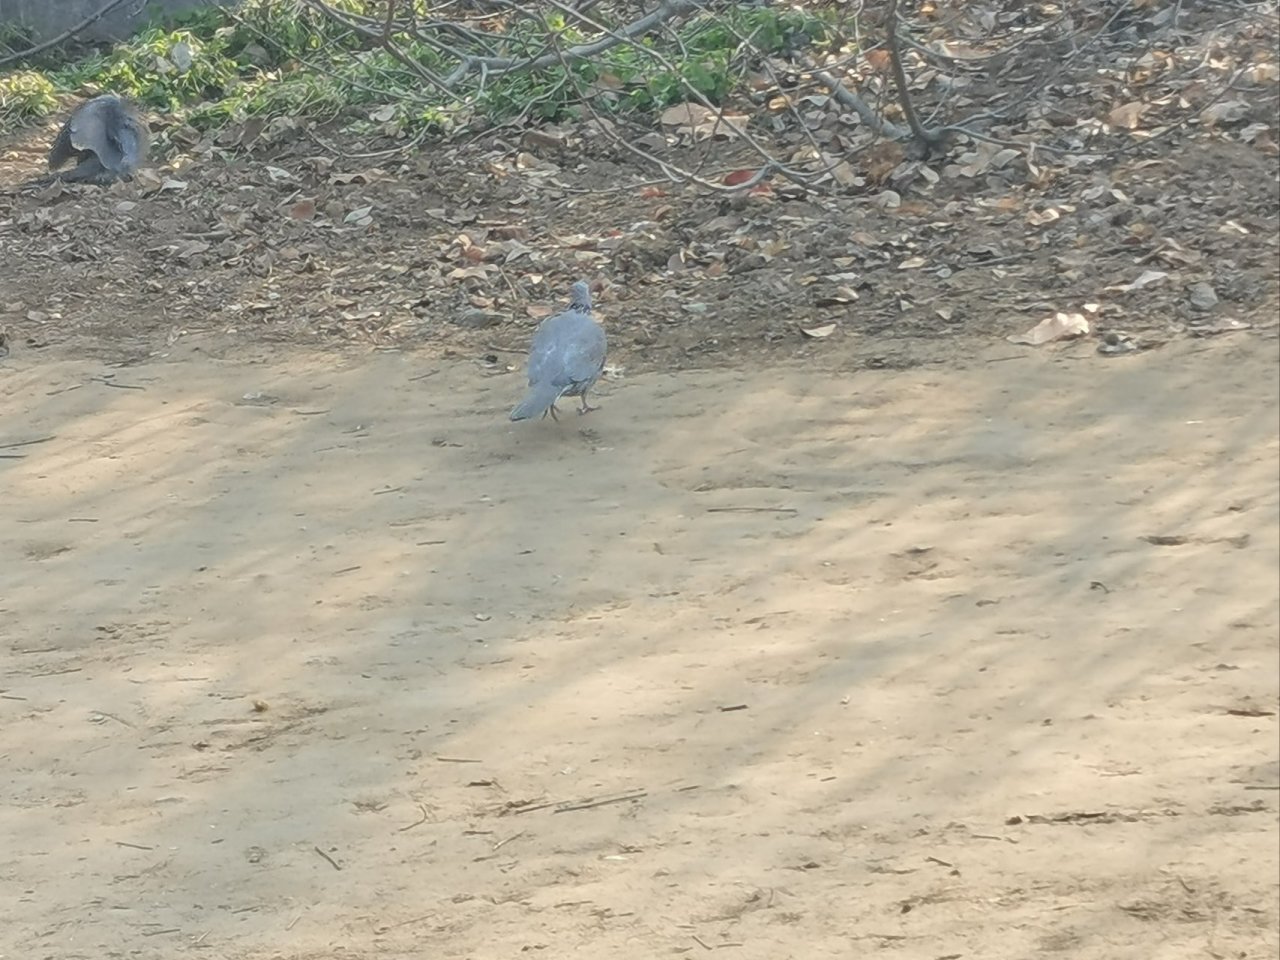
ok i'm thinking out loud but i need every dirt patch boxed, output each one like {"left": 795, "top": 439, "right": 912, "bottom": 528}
{"left": 0, "top": 333, "right": 1276, "bottom": 959}
{"left": 2, "top": 75, "right": 1277, "bottom": 375}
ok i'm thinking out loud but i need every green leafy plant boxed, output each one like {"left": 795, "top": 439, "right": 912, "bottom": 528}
{"left": 0, "top": 1, "right": 835, "bottom": 137}
{"left": 0, "top": 70, "right": 58, "bottom": 125}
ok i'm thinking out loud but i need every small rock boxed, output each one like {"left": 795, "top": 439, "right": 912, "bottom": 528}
{"left": 633, "top": 132, "right": 668, "bottom": 152}
{"left": 1187, "top": 281, "right": 1219, "bottom": 312}
{"left": 729, "top": 253, "right": 770, "bottom": 274}
{"left": 1098, "top": 330, "right": 1139, "bottom": 356}
{"left": 453, "top": 308, "right": 504, "bottom": 329}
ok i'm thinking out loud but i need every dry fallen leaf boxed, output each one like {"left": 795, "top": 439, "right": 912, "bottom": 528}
{"left": 1239, "top": 122, "right": 1272, "bottom": 144}
{"left": 898, "top": 256, "right": 927, "bottom": 270}
{"left": 661, "top": 102, "right": 715, "bottom": 127}
{"left": 865, "top": 50, "right": 892, "bottom": 73}
{"left": 875, "top": 189, "right": 902, "bottom": 209}
{"left": 1108, "top": 269, "right": 1169, "bottom": 292}
{"left": 1108, "top": 101, "right": 1149, "bottom": 130}
{"left": 447, "top": 265, "right": 497, "bottom": 281}
{"left": 822, "top": 154, "right": 859, "bottom": 187}
{"left": 290, "top": 199, "right": 317, "bottom": 221}
{"left": 1202, "top": 100, "right": 1251, "bottom": 126}
{"left": 1189, "top": 317, "right": 1251, "bottom": 336}
{"left": 1008, "top": 312, "right": 1090, "bottom": 346}
{"left": 173, "top": 239, "right": 210, "bottom": 260}
{"left": 1026, "top": 208, "right": 1061, "bottom": 227}
{"left": 658, "top": 102, "right": 745, "bottom": 140}
{"left": 814, "top": 286, "right": 858, "bottom": 307}
{"left": 802, "top": 323, "right": 837, "bottom": 339}
{"left": 1247, "top": 62, "right": 1279, "bottom": 84}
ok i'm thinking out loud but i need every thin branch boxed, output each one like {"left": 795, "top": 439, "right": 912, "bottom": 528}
{"left": 884, "top": 0, "right": 948, "bottom": 155}
{"left": 808, "top": 65, "right": 907, "bottom": 140}
{"left": 538, "top": 0, "right": 818, "bottom": 188}
{"left": 0, "top": 0, "right": 134, "bottom": 68}
{"left": 207, "top": 0, "right": 467, "bottom": 130}
{"left": 1110, "top": 62, "right": 1253, "bottom": 157}
{"left": 443, "top": 0, "right": 699, "bottom": 87}
{"left": 678, "top": 10, "right": 855, "bottom": 187}
{"left": 945, "top": 1, "right": 1135, "bottom": 130}
{"left": 373, "top": 0, "right": 454, "bottom": 97}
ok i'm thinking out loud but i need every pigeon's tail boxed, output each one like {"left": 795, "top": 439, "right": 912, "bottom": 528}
{"left": 510, "top": 381, "right": 563, "bottom": 422}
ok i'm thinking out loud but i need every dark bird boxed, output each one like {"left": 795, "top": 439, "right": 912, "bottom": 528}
{"left": 510, "top": 280, "right": 607, "bottom": 422}
{"left": 47, "top": 94, "right": 149, "bottom": 185}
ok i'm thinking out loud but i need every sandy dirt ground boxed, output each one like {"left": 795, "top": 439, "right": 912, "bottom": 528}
{"left": 1, "top": 331, "right": 1277, "bottom": 960}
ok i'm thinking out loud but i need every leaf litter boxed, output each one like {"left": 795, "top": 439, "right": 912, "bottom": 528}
{"left": 0, "top": 2, "right": 1274, "bottom": 371}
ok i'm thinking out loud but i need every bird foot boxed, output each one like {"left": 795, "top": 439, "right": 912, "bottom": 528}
{"left": 577, "top": 400, "right": 599, "bottom": 416}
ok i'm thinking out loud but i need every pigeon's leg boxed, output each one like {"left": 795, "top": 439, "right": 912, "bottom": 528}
{"left": 547, "top": 403, "right": 561, "bottom": 422}
{"left": 577, "top": 390, "right": 599, "bottom": 416}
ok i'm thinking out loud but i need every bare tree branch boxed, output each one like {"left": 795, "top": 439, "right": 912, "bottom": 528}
{"left": 371, "top": 0, "right": 454, "bottom": 97}
{"left": 807, "top": 64, "right": 906, "bottom": 141}
{"left": 884, "top": 0, "right": 948, "bottom": 155}
{"left": 443, "top": 0, "right": 700, "bottom": 87}
{"left": 0, "top": 0, "right": 134, "bottom": 68}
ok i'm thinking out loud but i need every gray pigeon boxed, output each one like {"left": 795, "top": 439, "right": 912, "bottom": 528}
{"left": 48, "top": 94, "right": 149, "bottom": 185}
{"left": 510, "top": 280, "right": 607, "bottom": 422}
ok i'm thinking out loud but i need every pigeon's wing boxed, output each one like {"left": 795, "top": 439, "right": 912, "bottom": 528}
{"left": 69, "top": 98, "right": 146, "bottom": 175}
{"left": 524, "top": 314, "right": 568, "bottom": 387}
{"left": 68, "top": 100, "right": 126, "bottom": 169}
{"left": 560, "top": 318, "right": 606, "bottom": 386}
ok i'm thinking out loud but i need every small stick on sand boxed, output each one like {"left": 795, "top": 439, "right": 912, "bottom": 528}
{"left": 706, "top": 507, "right": 797, "bottom": 515}
{"left": 493, "top": 831, "right": 524, "bottom": 851}
{"left": 398, "top": 805, "right": 430, "bottom": 832}
{"left": 0, "top": 435, "right": 55, "bottom": 449}
{"left": 553, "top": 790, "right": 647, "bottom": 814}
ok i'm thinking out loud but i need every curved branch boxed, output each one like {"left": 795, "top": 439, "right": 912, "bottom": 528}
{"left": 884, "top": 0, "right": 949, "bottom": 155}
{"left": 444, "top": 0, "right": 699, "bottom": 87}
{"left": 808, "top": 65, "right": 907, "bottom": 141}
{"left": 0, "top": 0, "right": 134, "bottom": 68}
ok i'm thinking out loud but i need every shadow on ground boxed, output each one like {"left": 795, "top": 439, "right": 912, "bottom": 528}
{"left": 1, "top": 333, "right": 1277, "bottom": 959}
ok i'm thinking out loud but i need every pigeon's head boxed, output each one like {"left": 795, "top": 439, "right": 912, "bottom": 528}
{"left": 568, "top": 280, "right": 592, "bottom": 314}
